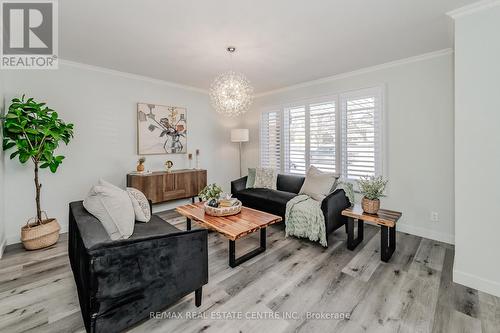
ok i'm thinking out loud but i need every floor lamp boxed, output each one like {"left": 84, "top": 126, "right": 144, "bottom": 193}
{"left": 231, "top": 129, "right": 249, "bottom": 177}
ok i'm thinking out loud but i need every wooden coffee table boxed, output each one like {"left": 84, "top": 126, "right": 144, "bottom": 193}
{"left": 342, "top": 205, "right": 402, "bottom": 262}
{"left": 176, "top": 202, "right": 282, "bottom": 267}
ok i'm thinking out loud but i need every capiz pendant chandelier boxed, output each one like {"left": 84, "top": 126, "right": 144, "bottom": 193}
{"left": 210, "top": 47, "right": 254, "bottom": 117}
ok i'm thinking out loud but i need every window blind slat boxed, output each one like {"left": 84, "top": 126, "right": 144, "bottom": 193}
{"left": 260, "top": 111, "right": 281, "bottom": 171}
{"left": 309, "top": 102, "right": 336, "bottom": 173}
{"left": 284, "top": 107, "right": 306, "bottom": 174}
{"left": 341, "top": 88, "right": 382, "bottom": 180}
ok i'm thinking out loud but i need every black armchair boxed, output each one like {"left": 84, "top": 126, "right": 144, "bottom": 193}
{"left": 68, "top": 201, "right": 208, "bottom": 333}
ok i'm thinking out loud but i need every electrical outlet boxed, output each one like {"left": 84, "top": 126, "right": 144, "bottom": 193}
{"left": 430, "top": 212, "right": 439, "bottom": 222}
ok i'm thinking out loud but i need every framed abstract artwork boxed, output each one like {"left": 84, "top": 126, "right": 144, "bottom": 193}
{"left": 137, "top": 103, "right": 187, "bottom": 154}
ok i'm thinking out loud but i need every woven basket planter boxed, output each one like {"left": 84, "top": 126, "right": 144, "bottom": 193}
{"left": 361, "top": 197, "right": 380, "bottom": 215}
{"left": 204, "top": 200, "right": 242, "bottom": 217}
{"left": 21, "top": 215, "right": 61, "bottom": 250}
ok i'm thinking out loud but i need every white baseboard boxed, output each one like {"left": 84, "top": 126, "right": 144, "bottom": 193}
{"left": 397, "top": 223, "right": 454, "bottom": 244}
{"left": 6, "top": 221, "right": 453, "bottom": 245}
{"left": 453, "top": 269, "right": 500, "bottom": 298}
{"left": 0, "top": 238, "right": 6, "bottom": 259}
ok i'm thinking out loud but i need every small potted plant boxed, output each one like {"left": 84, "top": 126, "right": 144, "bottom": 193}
{"left": 199, "top": 184, "right": 241, "bottom": 216}
{"left": 198, "top": 183, "right": 223, "bottom": 207}
{"left": 2, "top": 96, "right": 74, "bottom": 250}
{"left": 357, "top": 176, "right": 388, "bottom": 214}
{"left": 137, "top": 157, "right": 146, "bottom": 172}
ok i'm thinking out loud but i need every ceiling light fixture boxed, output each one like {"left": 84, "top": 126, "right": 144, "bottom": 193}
{"left": 209, "top": 47, "right": 254, "bottom": 117}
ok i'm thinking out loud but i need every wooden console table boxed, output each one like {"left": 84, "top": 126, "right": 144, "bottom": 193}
{"left": 342, "top": 205, "right": 402, "bottom": 262}
{"left": 127, "top": 169, "right": 207, "bottom": 204}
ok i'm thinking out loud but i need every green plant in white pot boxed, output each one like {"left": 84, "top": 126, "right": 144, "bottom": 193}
{"left": 199, "top": 183, "right": 223, "bottom": 207}
{"left": 357, "top": 175, "right": 388, "bottom": 214}
{"left": 2, "top": 96, "right": 74, "bottom": 250}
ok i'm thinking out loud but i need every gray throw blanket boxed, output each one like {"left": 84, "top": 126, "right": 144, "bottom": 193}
{"left": 285, "top": 194, "right": 327, "bottom": 247}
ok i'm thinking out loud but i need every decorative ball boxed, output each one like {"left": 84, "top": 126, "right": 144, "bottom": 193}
{"left": 208, "top": 199, "right": 219, "bottom": 208}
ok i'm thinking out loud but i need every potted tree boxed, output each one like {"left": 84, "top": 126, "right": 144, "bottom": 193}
{"left": 357, "top": 175, "right": 388, "bottom": 214}
{"left": 2, "top": 96, "right": 74, "bottom": 250}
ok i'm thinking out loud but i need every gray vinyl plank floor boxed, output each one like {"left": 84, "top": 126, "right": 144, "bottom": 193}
{"left": 0, "top": 210, "right": 499, "bottom": 333}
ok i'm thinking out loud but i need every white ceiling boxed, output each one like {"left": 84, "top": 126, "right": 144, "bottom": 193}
{"left": 60, "top": 0, "right": 476, "bottom": 93}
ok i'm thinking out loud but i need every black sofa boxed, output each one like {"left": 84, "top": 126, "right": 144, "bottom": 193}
{"left": 68, "top": 201, "right": 208, "bottom": 333}
{"left": 231, "top": 173, "right": 351, "bottom": 238}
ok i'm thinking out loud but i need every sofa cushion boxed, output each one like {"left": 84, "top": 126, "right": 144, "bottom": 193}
{"left": 299, "top": 166, "right": 339, "bottom": 201}
{"left": 277, "top": 174, "right": 305, "bottom": 194}
{"left": 246, "top": 168, "right": 256, "bottom": 188}
{"left": 127, "top": 187, "right": 151, "bottom": 222}
{"left": 254, "top": 167, "right": 277, "bottom": 189}
{"left": 234, "top": 188, "right": 297, "bottom": 218}
{"left": 83, "top": 181, "right": 135, "bottom": 241}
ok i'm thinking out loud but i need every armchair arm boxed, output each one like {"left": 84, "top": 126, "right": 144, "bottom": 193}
{"left": 321, "top": 189, "right": 351, "bottom": 234}
{"left": 231, "top": 176, "right": 248, "bottom": 194}
{"left": 86, "top": 228, "right": 208, "bottom": 331}
{"left": 92, "top": 230, "right": 206, "bottom": 304}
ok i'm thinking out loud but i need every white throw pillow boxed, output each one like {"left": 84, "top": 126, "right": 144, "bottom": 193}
{"left": 254, "top": 167, "right": 277, "bottom": 190}
{"left": 127, "top": 187, "right": 151, "bottom": 222}
{"left": 99, "top": 178, "right": 122, "bottom": 191}
{"left": 83, "top": 181, "right": 135, "bottom": 240}
{"left": 299, "top": 166, "right": 340, "bottom": 201}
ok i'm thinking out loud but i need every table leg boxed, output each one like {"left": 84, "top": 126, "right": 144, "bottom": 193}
{"left": 380, "top": 225, "right": 396, "bottom": 262}
{"left": 229, "top": 228, "right": 267, "bottom": 267}
{"left": 347, "top": 217, "right": 364, "bottom": 250}
{"left": 186, "top": 218, "right": 191, "bottom": 231}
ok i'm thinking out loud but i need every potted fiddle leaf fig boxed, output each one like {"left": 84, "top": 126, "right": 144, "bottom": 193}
{"left": 2, "top": 95, "right": 74, "bottom": 250}
{"left": 357, "top": 175, "right": 388, "bottom": 214}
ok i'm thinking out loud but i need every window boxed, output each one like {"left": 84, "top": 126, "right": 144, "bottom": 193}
{"left": 284, "top": 106, "right": 306, "bottom": 174}
{"left": 260, "top": 87, "right": 383, "bottom": 181}
{"left": 260, "top": 110, "right": 281, "bottom": 170}
{"left": 309, "top": 102, "right": 336, "bottom": 173}
{"left": 341, "top": 88, "right": 382, "bottom": 180}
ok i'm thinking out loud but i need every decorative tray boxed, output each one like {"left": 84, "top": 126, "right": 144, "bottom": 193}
{"left": 204, "top": 200, "right": 242, "bottom": 217}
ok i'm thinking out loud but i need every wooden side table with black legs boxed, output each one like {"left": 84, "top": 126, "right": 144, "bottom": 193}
{"left": 342, "top": 205, "right": 402, "bottom": 262}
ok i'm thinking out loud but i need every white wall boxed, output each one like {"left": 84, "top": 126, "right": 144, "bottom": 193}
{"left": 242, "top": 51, "right": 455, "bottom": 244}
{"left": 453, "top": 5, "right": 500, "bottom": 297}
{"left": 1, "top": 62, "right": 240, "bottom": 245}
{"left": 0, "top": 77, "right": 5, "bottom": 256}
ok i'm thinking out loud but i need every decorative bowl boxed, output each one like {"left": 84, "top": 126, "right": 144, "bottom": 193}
{"left": 204, "top": 200, "right": 242, "bottom": 217}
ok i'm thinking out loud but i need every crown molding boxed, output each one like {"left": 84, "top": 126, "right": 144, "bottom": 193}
{"left": 256, "top": 49, "right": 453, "bottom": 98}
{"left": 447, "top": 0, "right": 500, "bottom": 19}
{"left": 59, "top": 48, "right": 454, "bottom": 98}
{"left": 58, "top": 59, "right": 208, "bottom": 94}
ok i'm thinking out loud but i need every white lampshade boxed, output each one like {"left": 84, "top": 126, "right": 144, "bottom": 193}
{"left": 231, "top": 128, "right": 249, "bottom": 142}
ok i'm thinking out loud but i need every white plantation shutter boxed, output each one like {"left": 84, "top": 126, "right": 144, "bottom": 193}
{"left": 260, "top": 111, "right": 281, "bottom": 170}
{"left": 284, "top": 106, "right": 306, "bottom": 174}
{"left": 259, "top": 87, "right": 384, "bottom": 179}
{"left": 341, "top": 88, "right": 383, "bottom": 180}
{"left": 309, "top": 101, "right": 336, "bottom": 173}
